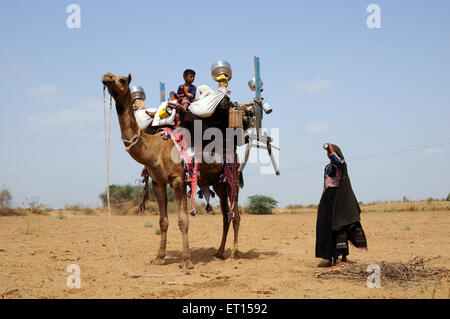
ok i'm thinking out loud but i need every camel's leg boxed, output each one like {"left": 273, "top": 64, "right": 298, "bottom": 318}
{"left": 151, "top": 181, "right": 168, "bottom": 266}
{"left": 173, "top": 179, "right": 193, "bottom": 269}
{"left": 212, "top": 182, "right": 230, "bottom": 259}
{"left": 230, "top": 189, "right": 240, "bottom": 259}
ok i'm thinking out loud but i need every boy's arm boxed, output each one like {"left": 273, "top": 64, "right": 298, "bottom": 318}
{"left": 177, "top": 85, "right": 185, "bottom": 97}
{"left": 186, "top": 85, "right": 196, "bottom": 98}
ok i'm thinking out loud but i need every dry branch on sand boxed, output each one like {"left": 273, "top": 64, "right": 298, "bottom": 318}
{"left": 316, "top": 255, "right": 449, "bottom": 285}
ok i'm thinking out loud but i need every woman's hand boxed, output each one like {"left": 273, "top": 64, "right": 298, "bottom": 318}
{"left": 325, "top": 143, "right": 333, "bottom": 155}
{"left": 328, "top": 144, "right": 335, "bottom": 153}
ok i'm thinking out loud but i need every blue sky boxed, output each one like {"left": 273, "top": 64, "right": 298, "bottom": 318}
{"left": 1, "top": 0, "right": 449, "bottom": 208}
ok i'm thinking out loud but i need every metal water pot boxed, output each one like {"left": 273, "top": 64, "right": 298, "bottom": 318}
{"left": 130, "top": 85, "right": 146, "bottom": 101}
{"left": 248, "top": 77, "right": 264, "bottom": 92}
{"left": 211, "top": 60, "right": 232, "bottom": 81}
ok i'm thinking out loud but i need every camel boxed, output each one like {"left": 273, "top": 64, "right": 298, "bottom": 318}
{"left": 101, "top": 72, "right": 241, "bottom": 269}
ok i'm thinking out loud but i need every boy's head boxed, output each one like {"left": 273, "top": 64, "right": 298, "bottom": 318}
{"left": 183, "top": 69, "right": 196, "bottom": 84}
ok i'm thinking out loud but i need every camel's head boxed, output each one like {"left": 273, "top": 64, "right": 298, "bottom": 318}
{"left": 102, "top": 72, "right": 132, "bottom": 103}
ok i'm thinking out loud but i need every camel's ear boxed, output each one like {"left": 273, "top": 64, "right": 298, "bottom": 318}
{"left": 127, "top": 74, "right": 132, "bottom": 84}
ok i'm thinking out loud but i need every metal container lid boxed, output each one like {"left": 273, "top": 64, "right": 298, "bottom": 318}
{"left": 248, "top": 77, "right": 264, "bottom": 92}
{"left": 130, "top": 85, "right": 146, "bottom": 101}
{"left": 211, "top": 60, "right": 232, "bottom": 81}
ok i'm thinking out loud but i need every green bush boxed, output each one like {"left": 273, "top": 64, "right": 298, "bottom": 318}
{"left": 447, "top": 193, "right": 450, "bottom": 201}
{"left": 99, "top": 183, "right": 174, "bottom": 207}
{"left": 99, "top": 184, "right": 143, "bottom": 206}
{"left": 247, "top": 195, "right": 278, "bottom": 215}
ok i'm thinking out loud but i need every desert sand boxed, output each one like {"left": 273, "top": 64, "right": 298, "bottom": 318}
{"left": 0, "top": 203, "right": 449, "bottom": 299}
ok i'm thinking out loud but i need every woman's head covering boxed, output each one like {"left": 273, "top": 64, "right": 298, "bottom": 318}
{"left": 332, "top": 144, "right": 344, "bottom": 160}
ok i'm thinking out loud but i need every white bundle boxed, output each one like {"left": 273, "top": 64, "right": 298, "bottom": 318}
{"left": 134, "top": 108, "right": 157, "bottom": 129}
{"left": 134, "top": 102, "right": 177, "bottom": 129}
{"left": 197, "top": 85, "right": 215, "bottom": 99}
{"left": 188, "top": 85, "right": 226, "bottom": 118}
{"left": 151, "top": 102, "right": 177, "bottom": 126}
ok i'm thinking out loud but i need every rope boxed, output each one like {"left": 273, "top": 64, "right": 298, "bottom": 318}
{"left": 122, "top": 129, "right": 142, "bottom": 153}
{"left": 103, "top": 86, "right": 182, "bottom": 278}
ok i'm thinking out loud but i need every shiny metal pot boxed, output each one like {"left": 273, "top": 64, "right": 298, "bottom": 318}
{"left": 248, "top": 77, "right": 264, "bottom": 92}
{"left": 211, "top": 60, "right": 232, "bottom": 81}
{"left": 130, "top": 85, "right": 146, "bottom": 101}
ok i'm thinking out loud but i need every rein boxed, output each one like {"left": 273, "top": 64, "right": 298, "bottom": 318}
{"left": 122, "top": 128, "right": 142, "bottom": 153}
{"left": 102, "top": 85, "right": 181, "bottom": 278}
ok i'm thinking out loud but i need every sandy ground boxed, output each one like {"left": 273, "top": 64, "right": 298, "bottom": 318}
{"left": 0, "top": 209, "right": 449, "bottom": 299}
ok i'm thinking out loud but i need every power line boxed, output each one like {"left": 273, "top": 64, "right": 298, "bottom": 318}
{"left": 349, "top": 138, "right": 450, "bottom": 162}
{"left": 246, "top": 137, "right": 450, "bottom": 176}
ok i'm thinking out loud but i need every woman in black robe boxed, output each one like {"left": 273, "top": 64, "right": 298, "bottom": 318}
{"left": 315, "top": 143, "right": 367, "bottom": 267}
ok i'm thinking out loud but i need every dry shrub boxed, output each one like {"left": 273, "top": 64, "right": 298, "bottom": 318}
{"left": 286, "top": 204, "right": 304, "bottom": 209}
{"left": 316, "top": 255, "right": 448, "bottom": 286}
{"left": 0, "top": 207, "right": 25, "bottom": 216}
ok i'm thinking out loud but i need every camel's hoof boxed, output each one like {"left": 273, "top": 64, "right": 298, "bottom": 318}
{"left": 230, "top": 251, "right": 240, "bottom": 260}
{"left": 179, "top": 260, "right": 194, "bottom": 270}
{"left": 214, "top": 253, "right": 225, "bottom": 260}
{"left": 150, "top": 257, "right": 165, "bottom": 266}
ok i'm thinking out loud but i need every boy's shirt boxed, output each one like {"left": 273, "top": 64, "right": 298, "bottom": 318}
{"left": 177, "top": 84, "right": 197, "bottom": 104}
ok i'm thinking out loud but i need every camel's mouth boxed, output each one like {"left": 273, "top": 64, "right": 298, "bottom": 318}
{"left": 102, "top": 72, "right": 115, "bottom": 87}
{"left": 102, "top": 79, "right": 113, "bottom": 87}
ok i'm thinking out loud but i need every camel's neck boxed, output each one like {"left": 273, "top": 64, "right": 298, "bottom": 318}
{"left": 115, "top": 91, "right": 140, "bottom": 144}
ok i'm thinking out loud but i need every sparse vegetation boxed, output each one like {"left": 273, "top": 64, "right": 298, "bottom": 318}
{"left": 22, "top": 221, "right": 38, "bottom": 235}
{"left": 0, "top": 207, "right": 25, "bottom": 216}
{"left": 286, "top": 204, "right": 304, "bottom": 209}
{"left": 99, "top": 183, "right": 174, "bottom": 207}
{"left": 57, "top": 212, "right": 67, "bottom": 220}
{"left": 247, "top": 195, "right": 278, "bottom": 215}
{"left": 282, "top": 200, "right": 450, "bottom": 215}
{"left": 447, "top": 193, "right": 450, "bottom": 201}
{"left": 144, "top": 221, "right": 153, "bottom": 228}
{"left": 23, "top": 197, "right": 50, "bottom": 215}
{"left": 0, "top": 187, "right": 12, "bottom": 208}
{"left": 64, "top": 204, "right": 82, "bottom": 211}
{"left": 64, "top": 203, "right": 95, "bottom": 215}
{"left": 155, "top": 228, "right": 161, "bottom": 235}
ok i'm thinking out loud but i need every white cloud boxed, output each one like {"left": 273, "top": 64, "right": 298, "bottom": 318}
{"left": 305, "top": 121, "right": 332, "bottom": 133}
{"left": 26, "top": 100, "right": 104, "bottom": 131}
{"left": 294, "top": 78, "right": 333, "bottom": 93}
{"left": 27, "top": 85, "right": 63, "bottom": 104}
{"left": 25, "top": 83, "right": 106, "bottom": 132}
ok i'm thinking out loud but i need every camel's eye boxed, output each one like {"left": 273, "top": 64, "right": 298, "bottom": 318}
{"left": 119, "top": 78, "right": 126, "bottom": 84}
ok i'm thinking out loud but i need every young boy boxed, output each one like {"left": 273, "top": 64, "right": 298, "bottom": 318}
{"left": 175, "top": 69, "right": 197, "bottom": 112}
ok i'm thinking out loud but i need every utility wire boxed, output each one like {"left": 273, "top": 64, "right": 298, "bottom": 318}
{"left": 246, "top": 138, "right": 450, "bottom": 176}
